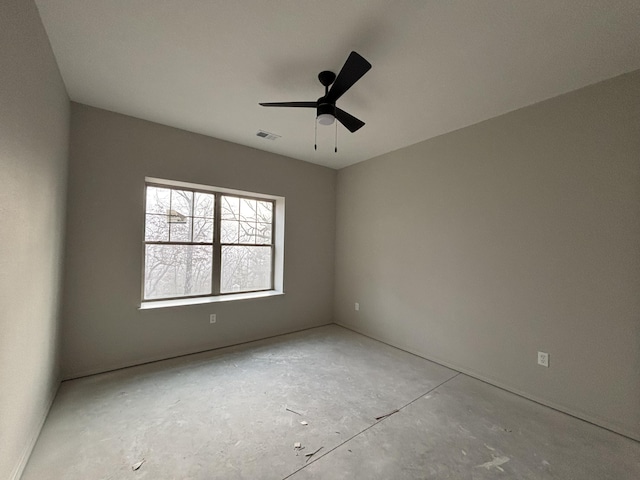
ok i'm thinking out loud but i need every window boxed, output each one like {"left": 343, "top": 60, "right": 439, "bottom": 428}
{"left": 142, "top": 180, "right": 281, "bottom": 302}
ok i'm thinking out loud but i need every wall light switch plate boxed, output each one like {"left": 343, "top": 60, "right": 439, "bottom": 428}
{"left": 210, "top": 314, "right": 216, "bottom": 324}
{"left": 355, "top": 303, "right": 360, "bottom": 311}
{"left": 538, "top": 351, "right": 549, "bottom": 367}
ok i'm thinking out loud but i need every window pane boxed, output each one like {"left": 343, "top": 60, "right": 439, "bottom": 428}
{"left": 221, "top": 219, "right": 238, "bottom": 243}
{"left": 194, "top": 192, "right": 214, "bottom": 218}
{"left": 240, "top": 198, "right": 257, "bottom": 222}
{"left": 220, "top": 246, "right": 271, "bottom": 293}
{"left": 257, "top": 201, "right": 273, "bottom": 224}
{"left": 169, "top": 216, "right": 192, "bottom": 242}
{"left": 145, "top": 213, "right": 169, "bottom": 241}
{"left": 221, "top": 195, "right": 240, "bottom": 220}
{"left": 193, "top": 217, "right": 213, "bottom": 243}
{"left": 256, "top": 222, "right": 272, "bottom": 244}
{"left": 144, "top": 244, "right": 212, "bottom": 299}
{"left": 238, "top": 221, "right": 256, "bottom": 244}
{"left": 146, "top": 186, "right": 170, "bottom": 214}
{"left": 171, "top": 189, "right": 193, "bottom": 216}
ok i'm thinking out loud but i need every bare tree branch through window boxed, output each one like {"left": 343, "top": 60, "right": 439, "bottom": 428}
{"left": 143, "top": 184, "right": 275, "bottom": 301}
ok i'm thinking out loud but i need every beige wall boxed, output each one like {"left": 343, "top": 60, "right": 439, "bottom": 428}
{"left": 62, "top": 103, "right": 335, "bottom": 378}
{"left": 335, "top": 70, "right": 640, "bottom": 440}
{"left": 0, "top": 1, "right": 69, "bottom": 478}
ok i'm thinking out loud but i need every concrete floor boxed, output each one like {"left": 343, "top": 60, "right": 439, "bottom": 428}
{"left": 22, "top": 325, "right": 640, "bottom": 479}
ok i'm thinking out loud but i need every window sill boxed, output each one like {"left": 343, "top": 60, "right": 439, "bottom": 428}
{"left": 139, "top": 290, "right": 284, "bottom": 310}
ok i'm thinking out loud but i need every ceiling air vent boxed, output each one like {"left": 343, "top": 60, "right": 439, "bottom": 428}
{"left": 256, "top": 130, "right": 280, "bottom": 141}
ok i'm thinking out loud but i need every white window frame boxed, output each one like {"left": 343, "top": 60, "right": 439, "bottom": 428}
{"left": 141, "top": 177, "right": 285, "bottom": 308}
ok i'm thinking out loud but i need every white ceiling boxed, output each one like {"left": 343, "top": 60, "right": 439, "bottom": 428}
{"left": 35, "top": 0, "right": 640, "bottom": 169}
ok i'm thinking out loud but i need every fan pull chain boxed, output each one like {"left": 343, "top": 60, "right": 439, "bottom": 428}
{"left": 314, "top": 118, "right": 318, "bottom": 151}
{"left": 334, "top": 116, "right": 338, "bottom": 153}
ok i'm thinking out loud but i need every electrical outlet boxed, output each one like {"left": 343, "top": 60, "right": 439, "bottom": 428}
{"left": 355, "top": 302, "right": 360, "bottom": 311}
{"left": 210, "top": 314, "right": 217, "bottom": 324}
{"left": 537, "top": 351, "right": 549, "bottom": 367}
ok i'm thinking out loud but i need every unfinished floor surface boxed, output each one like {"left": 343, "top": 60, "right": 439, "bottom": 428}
{"left": 22, "top": 325, "right": 640, "bottom": 479}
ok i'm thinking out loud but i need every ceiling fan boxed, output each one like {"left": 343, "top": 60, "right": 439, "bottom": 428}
{"left": 259, "top": 51, "right": 372, "bottom": 136}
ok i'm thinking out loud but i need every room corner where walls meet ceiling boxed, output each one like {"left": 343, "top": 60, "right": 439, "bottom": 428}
{"left": 34, "top": 0, "right": 640, "bottom": 169}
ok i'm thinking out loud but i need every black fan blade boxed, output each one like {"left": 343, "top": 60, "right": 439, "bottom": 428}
{"left": 335, "top": 108, "right": 365, "bottom": 133}
{"left": 325, "top": 51, "right": 371, "bottom": 103}
{"left": 259, "top": 101, "right": 316, "bottom": 108}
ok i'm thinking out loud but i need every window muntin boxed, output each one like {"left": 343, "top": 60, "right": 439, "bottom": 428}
{"left": 143, "top": 183, "right": 275, "bottom": 301}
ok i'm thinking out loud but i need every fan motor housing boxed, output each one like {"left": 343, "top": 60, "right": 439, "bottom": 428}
{"left": 317, "top": 100, "right": 335, "bottom": 117}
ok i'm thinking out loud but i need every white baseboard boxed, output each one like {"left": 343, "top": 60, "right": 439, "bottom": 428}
{"left": 10, "top": 378, "right": 61, "bottom": 480}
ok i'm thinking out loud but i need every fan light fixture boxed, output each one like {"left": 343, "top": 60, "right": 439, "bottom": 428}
{"left": 317, "top": 113, "right": 335, "bottom": 125}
